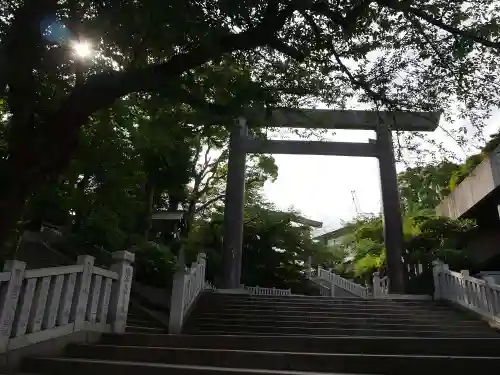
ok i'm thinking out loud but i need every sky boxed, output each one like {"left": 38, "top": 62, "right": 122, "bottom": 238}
{"left": 263, "top": 110, "right": 500, "bottom": 235}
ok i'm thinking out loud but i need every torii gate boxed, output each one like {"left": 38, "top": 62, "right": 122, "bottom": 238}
{"left": 222, "top": 108, "right": 440, "bottom": 293}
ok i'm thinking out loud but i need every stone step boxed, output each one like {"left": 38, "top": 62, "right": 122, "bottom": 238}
{"left": 189, "top": 311, "right": 482, "bottom": 325}
{"left": 195, "top": 304, "right": 460, "bottom": 316}
{"left": 126, "top": 325, "right": 166, "bottom": 334}
{"left": 22, "top": 359, "right": 372, "bottom": 375}
{"left": 191, "top": 307, "right": 461, "bottom": 319}
{"left": 189, "top": 317, "right": 487, "bottom": 330}
{"left": 127, "top": 319, "right": 164, "bottom": 328}
{"left": 187, "top": 324, "right": 498, "bottom": 337}
{"left": 204, "top": 293, "right": 435, "bottom": 306}
{"left": 197, "top": 299, "right": 447, "bottom": 310}
{"left": 27, "top": 346, "right": 500, "bottom": 374}
{"left": 99, "top": 333, "right": 500, "bottom": 357}
{"left": 127, "top": 313, "right": 150, "bottom": 321}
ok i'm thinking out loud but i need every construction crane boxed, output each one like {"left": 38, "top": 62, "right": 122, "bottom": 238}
{"left": 351, "top": 190, "right": 361, "bottom": 215}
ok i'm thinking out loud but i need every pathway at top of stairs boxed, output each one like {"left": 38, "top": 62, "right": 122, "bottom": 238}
{"left": 21, "top": 292, "right": 500, "bottom": 375}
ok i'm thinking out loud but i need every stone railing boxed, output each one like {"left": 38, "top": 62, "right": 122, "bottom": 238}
{"left": 433, "top": 261, "right": 500, "bottom": 322}
{"left": 0, "top": 251, "right": 134, "bottom": 353}
{"left": 305, "top": 257, "right": 368, "bottom": 298}
{"left": 168, "top": 251, "right": 206, "bottom": 334}
{"left": 318, "top": 283, "right": 334, "bottom": 297}
{"left": 204, "top": 280, "right": 216, "bottom": 290}
{"left": 373, "top": 272, "right": 389, "bottom": 298}
{"left": 317, "top": 267, "right": 369, "bottom": 298}
{"left": 244, "top": 286, "right": 291, "bottom": 296}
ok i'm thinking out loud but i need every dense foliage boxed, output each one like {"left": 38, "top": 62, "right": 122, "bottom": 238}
{"left": 2, "top": 0, "right": 500, "bottom": 294}
{"left": 2, "top": 0, "right": 500, "bottom": 247}
{"left": 397, "top": 129, "right": 500, "bottom": 216}
{"left": 186, "top": 203, "right": 334, "bottom": 292}
{"left": 325, "top": 213, "right": 476, "bottom": 285}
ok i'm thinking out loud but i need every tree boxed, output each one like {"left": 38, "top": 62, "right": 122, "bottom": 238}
{"left": 333, "top": 213, "right": 476, "bottom": 284}
{"left": 3, "top": 0, "right": 500, "bottom": 246}
{"left": 184, "top": 134, "right": 278, "bottom": 232}
{"left": 398, "top": 162, "right": 460, "bottom": 214}
{"left": 186, "top": 201, "right": 329, "bottom": 292}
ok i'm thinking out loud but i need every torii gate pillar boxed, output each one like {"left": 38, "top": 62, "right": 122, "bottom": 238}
{"left": 222, "top": 117, "right": 247, "bottom": 288}
{"left": 376, "top": 123, "right": 405, "bottom": 293}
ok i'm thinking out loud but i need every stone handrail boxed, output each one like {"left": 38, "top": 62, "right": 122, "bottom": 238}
{"left": 0, "top": 251, "right": 134, "bottom": 353}
{"left": 305, "top": 257, "right": 368, "bottom": 298}
{"left": 317, "top": 267, "right": 369, "bottom": 298}
{"left": 318, "top": 283, "right": 334, "bottom": 297}
{"left": 204, "top": 280, "right": 216, "bottom": 290}
{"left": 433, "top": 261, "right": 500, "bottom": 322}
{"left": 244, "top": 286, "right": 291, "bottom": 296}
{"left": 373, "top": 272, "right": 389, "bottom": 298}
{"left": 169, "top": 251, "right": 206, "bottom": 334}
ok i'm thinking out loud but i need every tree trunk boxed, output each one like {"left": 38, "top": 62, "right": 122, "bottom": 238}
{"left": 144, "top": 178, "right": 155, "bottom": 240}
{"left": 72, "top": 175, "right": 90, "bottom": 231}
{"left": 0, "top": 180, "right": 32, "bottom": 253}
{"left": 0, "top": 112, "right": 81, "bottom": 249}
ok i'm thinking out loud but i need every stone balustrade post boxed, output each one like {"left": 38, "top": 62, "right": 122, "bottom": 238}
{"left": 330, "top": 282, "right": 335, "bottom": 297}
{"left": 306, "top": 256, "right": 312, "bottom": 279}
{"left": 0, "top": 260, "right": 26, "bottom": 352}
{"left": 484, "top": 277, "right": 498, "bottom": 316}
{"left": 432, "top": 260, "right": 445, "bottom": 300}
{"left": 108, "top": 251, "right": 135, "bottom": 333}
{"left": 373, "top": 272, "right": 381, "bottom": 298}
{"left": 198, "top": 253, "right": 207, "bottom": 284}
{"left": 71, "top": 255, "right": 94, "bottom": 331}
{"left": 169, "top": 248, "right": 186, "bottom": 334}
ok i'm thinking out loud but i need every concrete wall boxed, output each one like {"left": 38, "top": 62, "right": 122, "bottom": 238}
{"left": 436, "top": 157, "right": 497, "bottom": 219}
{"left": 467, "top": 229, "right": 500, "bottom": 266}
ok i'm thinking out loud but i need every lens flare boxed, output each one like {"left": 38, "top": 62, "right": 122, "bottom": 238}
{"left": 72, "top": 41, "right": 92, "bottom": 58}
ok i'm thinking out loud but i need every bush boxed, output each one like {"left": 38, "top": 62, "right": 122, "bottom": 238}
{"left": 132, "top": 241, "right": 176, "bottom": 289}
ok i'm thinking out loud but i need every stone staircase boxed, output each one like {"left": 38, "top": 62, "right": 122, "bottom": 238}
{"left": 20, "top": 292, "right": 500, "bottom": 375}
{"left": 122, "top": 304, "right": 167, "bottom": 335}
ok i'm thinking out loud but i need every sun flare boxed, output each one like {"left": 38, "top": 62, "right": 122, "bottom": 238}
{"left": 72, "top": 41, "right": 92, "bottom": 58}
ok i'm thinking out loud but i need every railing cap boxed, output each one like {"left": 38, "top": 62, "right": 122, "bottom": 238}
{"left": 3, "top": 260, "right": 26, "bottom": 272}
{"left": 112, "top": 250, "right": 135, "bottom": 263}
{"left": 484, "top": 276, "right": 496, "bottom": 285}
{"left": 77, "top": 254, "right": 95, "bottom": 265}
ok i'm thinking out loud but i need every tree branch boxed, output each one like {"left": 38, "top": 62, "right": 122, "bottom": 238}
{"left": 266, "top": 39, "right": 307, "bottom": 61}
{"left": 195, "top": 194, "right": 225, "bottom": 215}
{"left": 379, "top": 0, "right": 500, "bottom": 51}
{"left": 5, "top": 0, "right": 57, "bottom": 126}
{"left": 48, "top": 2, "right": 297, "bottom": 129}
{"left": 330, "top": 45, "right": 399, "bottom": 107}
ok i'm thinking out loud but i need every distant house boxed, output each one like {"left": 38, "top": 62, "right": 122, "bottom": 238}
{"left": 314, "top": 226, "right": 354, "bottom": 247}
